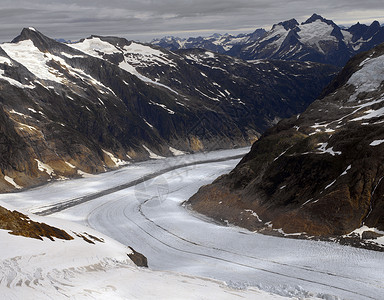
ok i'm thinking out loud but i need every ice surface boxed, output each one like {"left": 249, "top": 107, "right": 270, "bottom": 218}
{"left": 298, "top": 20, "right": 337, "bottom": 53}
{"left": 347, "top": 54, "right": 384, "bottom": 100}
{"left": 1, "top": 147, "right": 383, "bottom": 299}
{"left": 1, "top": 39, "right": 117, "bottom": 96}
{"left": 0, "top": 148, "right": 288, "bottom": 299}
{"left": 69, "top": 37, "right": 121, "bottom": 57}
{"left": 1, "top": 40, "right": 64, "bottom": 83}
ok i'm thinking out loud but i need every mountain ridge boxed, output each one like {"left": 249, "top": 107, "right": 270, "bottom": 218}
{"left": 152, "top": 14, "right": 384, "bottom": 67}
{"left": 0, "top": 28, "right": 338, "bottom": 192}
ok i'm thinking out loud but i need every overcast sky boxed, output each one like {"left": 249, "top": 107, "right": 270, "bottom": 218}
{"left": 0, "top": 0, "right": 383, "bottom": 43}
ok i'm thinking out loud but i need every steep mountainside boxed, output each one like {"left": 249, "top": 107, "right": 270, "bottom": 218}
{"left": 188, "top": 43, "right": 384, "bottom": 248}
{"left": 0, "top": 28, "right": 338, "bottom": 192}
{"left": 153, "top": 14, "right": 384, "bottom": 67}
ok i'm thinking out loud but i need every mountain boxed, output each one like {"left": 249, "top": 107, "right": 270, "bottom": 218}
{"left": 152, "top": 29, "right": 266, "bottom": 53}
{"left": 188, "top": 42, "right": 384, "bottom": 249}
{"left": 153, "top": 14, "right": 384, "bottom": 67}
{"left": 238, "top": 14, "right": 384, "bottom": 66}
{"left": 0, "top": 28, "right": 338, "bottom": 192}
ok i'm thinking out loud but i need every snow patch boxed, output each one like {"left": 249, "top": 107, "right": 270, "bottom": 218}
{"left": 69, "top": 37, "right": 121, "bottom": 57}
{"left": 77, "top": 170, "right": 93, "bottom": 178}
{"left": 119, "top": 60, "right": 179, "bottom": 95}
{"left": 142, "top": 145, "right": 165, "bottom": 159}
{"left": 143, "top": 118, "right": 154, "bottom": 129}
{"left": 60, "top": 52, "right": 86, "bottom": 59}
{"left": 370, "top": 140, "right": 384, "bottom": 146}
{"left": 316, "top": 143, "right": 341, "bottom": 156}
{"left": 102, "top": 150, "right": 129, "bottom": 167}
{"left": 341, "top": 165, "right": 351, "bottom": 176}
{"left": 275, "top": 228, "right": 306, "bottom": 237}
{"left": 345, "top": 225, "right": 384, "bottom": 246}
{"left": 0, "top": 69, "right": 35, "bottom": 89}
{"left": 350, "top": 106, "right": 384, "bottom": 121}
{"left": 0, "top": 56, "right": 12, "bottom": 65}
{"left": 244, "top": 209, "right": 262, "bottom": 222}
{"left": 325, "top": 179, "right": 336, "bottom": 190}
{"left": 65, "top": 162, "right": 76, "bottom": 169}
{"left": 169, "top": 147, "right": 186, "bottom": 156}
{"left": 3, "top": 176, "right": 22, "bottom": 189}
{"left": 35, "top": 159, "right": 54, "bottom": 176}
{"left": 149, "top": 100, "right": 175, "bottom": 114}
{"left": 9, "top": 109, "right": 28, "bottom": 117}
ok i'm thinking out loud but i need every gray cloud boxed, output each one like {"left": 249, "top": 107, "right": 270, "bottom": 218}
{"left": 0, "top": 0, "right": 383, "bottom": 43}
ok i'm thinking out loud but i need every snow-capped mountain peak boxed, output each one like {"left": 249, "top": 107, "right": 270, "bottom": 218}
{"left": 301, "top": 13, "right": 337, "bottom": 27}
{"left": 152, "top": 14, "right": 384, "bottom": 67}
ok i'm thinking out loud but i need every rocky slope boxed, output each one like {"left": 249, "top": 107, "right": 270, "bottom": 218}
{"left": 153, "top": 14, "right": 384, "bottom": 67}
{"left": 0, "top": 28, "right": 338, "bottom": 192}
{"left": 188, "top": 42, "right": 384, "bottom": 248}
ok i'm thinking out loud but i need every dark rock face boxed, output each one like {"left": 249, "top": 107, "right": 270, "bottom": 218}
{"left": 127, "top": 247, "right": 148, "bottom": 268}
{"left": 0, "top": 28, "right": 338, "bottom": 192}
{"left": 188, "top": 42, "right": 384, "bottom": 239}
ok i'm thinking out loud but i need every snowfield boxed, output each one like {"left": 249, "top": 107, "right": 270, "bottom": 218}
{"left": 1, "top": 148, "right": 384, "bottom": 299}
{"left": 0, "top": 208, "right": 280, "bottom": 300}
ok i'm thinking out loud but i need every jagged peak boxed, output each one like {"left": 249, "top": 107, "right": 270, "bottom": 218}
{"left": 302, "top": 13, "right": 336, "bottom": 27}
{"left": 10, "top": 27, "right": 85, "bottom": 56}
{"left": 10, "top": 27, "right": 62, "bottom": 52}
{"left": 11, "top": 27, "right": 44, "bottom": 43}
{"left": 370, "top": 20, "right": 381, "bottom": 28}
{"left": 278, "top": 19, "right": 299, "bottom": 31}
{"left": 211, "top": 33, "right": 222, "bottom": 38}
{"left": 272, "top": 18, "right": 298, "bottom": 31}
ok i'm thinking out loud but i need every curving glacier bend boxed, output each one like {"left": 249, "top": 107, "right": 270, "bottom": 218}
{"left": 1, "top": 147, "right": 384, "bottom": 300}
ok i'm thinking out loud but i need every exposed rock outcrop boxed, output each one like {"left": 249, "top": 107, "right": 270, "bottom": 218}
{"left": 0, "top": 205, "right": 73, "bottom": 240}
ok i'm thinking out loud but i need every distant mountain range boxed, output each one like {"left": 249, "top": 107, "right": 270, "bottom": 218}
{"left": 0, "top": 28, "right": 337, "bottom": 192}
{"left": 188, "top": 40, "right": 384, "bottom": 249}
{"left": 152, "top": 29, "right": 267, "bottom": 53}
{"left": 153, "top": 14, "right": 384, "bottom": 66}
